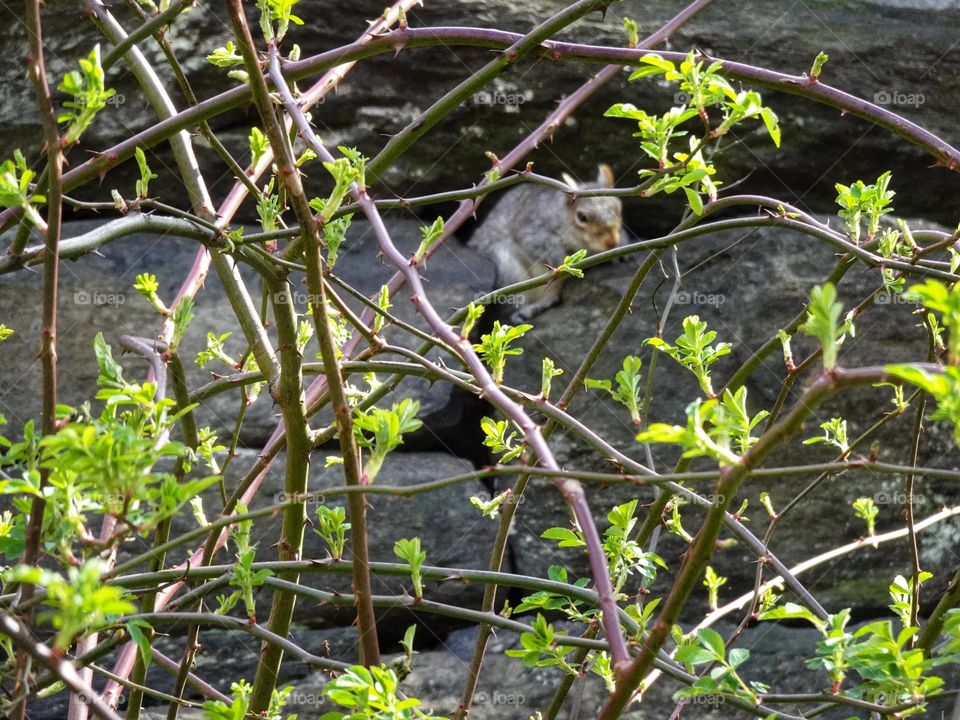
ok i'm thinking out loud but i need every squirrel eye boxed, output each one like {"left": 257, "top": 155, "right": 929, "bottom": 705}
{"left": 575, "top": 210, "right": 589, "bottom": 225}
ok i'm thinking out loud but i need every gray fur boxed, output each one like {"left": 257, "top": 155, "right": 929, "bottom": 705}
{"left": 469, "top": 165, "right": 622, "bottom": 319}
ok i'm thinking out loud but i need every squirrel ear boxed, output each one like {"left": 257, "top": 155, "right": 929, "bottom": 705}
{"left": 561, "top": 172, "right": 579, "bottom": 190}
{"left": 596, "top": 163, "right": 615, "bottom": 188}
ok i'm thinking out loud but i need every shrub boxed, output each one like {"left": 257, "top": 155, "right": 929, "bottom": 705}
{"left": 2, "top": 1, "right": 960, "bottom": 719}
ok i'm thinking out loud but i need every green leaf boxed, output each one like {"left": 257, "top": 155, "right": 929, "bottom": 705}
{"left": 4, "top": 560, "right": 136, "bottom": 651}
{"left": 810, "top": 51, "right": 829, "bottom": 79}
{"left": 249, "top": 127, "right": 269, "bottom": 167}
{"left": 353, "top": 398, "right": 422, "bottom": 482}
{"left": 799, "top": 283, "right": 852, "bottom": 371}
{"left": 474, "top": 321, "right": 532, "bottom": 384}
{"left": 394, "top": 537, "right": 427, "bottom": 598}
{"left": 622, "top": 17, "right": 639, "bottom": 47}
{"left": 256, "top": 0, "right": 304, "bottom": 41}
{"left": 540, "top": 356, "right": 563, "bottom": 399}
{"left": 759, "top": 107, "right": 781, "bottom": 147}
{"left": 479, "top": 416, "right": 524, "bottom": 463}
{"left": 698, "top": 627, "right": 726, "bottom": 660}
{"left": 834, "top": 172, "right": 895, "bottom": 243}
{"left": 414, "top": 217, "right": 444, "bottom": 263}
{"left": 127, "top": 619, "right": 153, "bottom": 671}
{"left": 645, "top": 316, "right": 731, "bottom": 396}
{"left": 0, "top": 150, "right": 46, "bottom": 229}
{"left": 759, "top": 602, "right": 823, "bottom": 629}
{"left": 541, "top": 527, "right": 585, "bottom": 548}
{"left": 887, "top": 364, "right": 960, "bottom": 446}
{"left": 636, "top": 422, "right": 688, "bottom": 445}
{"left": 728, "top": 647, "right": 749, "bottom": 668}
{"left": 206, "top": 40, "right": 244, "bottom": 68}
{"left": 94, "top": 332, "right": 126, "bottom": 391}
{"left": 470, "top": 489, "right": 513, "bottom": 519}
{"left": 134, "top": 147, "right": 157, "bottom": 198}
{"left": 803, "top": 417, "right": 849, "bottom": 453}
{"left": 586, "top": 355, "right": 644, "bottom": 422}
{"left": 603, "top": 103, "right": 651, "bottom": 121}
{"left": 904, "top": 279, "right": 960, "bottom": 359}
{"left": 558, "top": 249, "right": 587, "bottom": 278}
{"left": 635, "top": 53, "right": 677, "bottom": 75}
{"left": 675, "top": 645, "right": 715, "bottom": 666}
{"left": 57, "top": 45, "right": 116, "bottom": 145}
{"left": 683, "top": 186, "right": 704, "bottom": 215}
{"left": 315, "top": 504, "right": 350, "bottom": 560}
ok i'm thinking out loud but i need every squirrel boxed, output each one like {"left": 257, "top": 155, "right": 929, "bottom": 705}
{"left": 469, "top": 164, "right": 622, "bottom": 320}
{"left": 403, "top": 165, "right": 622, "bottom": 472}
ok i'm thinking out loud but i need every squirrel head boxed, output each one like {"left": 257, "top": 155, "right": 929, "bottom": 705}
{"left": 561, "top": 164, "right": 622, "bottom": 253}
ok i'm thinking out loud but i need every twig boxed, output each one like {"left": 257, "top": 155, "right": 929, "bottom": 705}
{"left": 14, "top": 1, "right": 64, "bottom": 717}
{"left": 0, "top": 615, "right": 123, "bottom": 720}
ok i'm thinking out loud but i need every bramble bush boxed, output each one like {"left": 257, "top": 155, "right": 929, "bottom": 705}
{"left": 2, "top": 0, "right": 960, "bottom": 719}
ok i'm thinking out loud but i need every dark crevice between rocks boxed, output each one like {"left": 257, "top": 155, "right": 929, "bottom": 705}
{"left": 392, "top": 297, "right": 532, "bottom": 608}
{"left": 400, "top": 299, "right": 506, "bottom": 483}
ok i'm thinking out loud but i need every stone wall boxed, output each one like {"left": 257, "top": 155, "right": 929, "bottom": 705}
{"left": 4, "top": 0, "right": 960, "bottom": 717}
{"left": 2, "top": 1, "right": 959, "bottom": 232}
{"left": 7, "top": 213, "right": 960, "bottom": 719}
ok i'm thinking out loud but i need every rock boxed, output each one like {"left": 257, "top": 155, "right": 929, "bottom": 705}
{"left": 245, "top": 449, "right": 496, "bottom": 626}
{"left": 5, "top": 1, "right": 960, "bottom": 713}
{"left": 0, "top": 217, "right": 492, "bottom": 447}
{"left": 5, "top": 208, "right": 960, "bottom": 683}
{"left": 30, "top": 615, "right": 960, "bottom": 719}
{"left": 113, "top": 448, "right": 495, "bottom": 627}
{"left": 28, "top": 625, "right": 361, "bottom": 720}
{"left": 2, "top": 2, "right": 958, "bottom": 233}
{"left": 5, "top": 200, "right": 960, "bottom": 715}
{"left": 0, "top": 218, "right": 281, "bottom": 444}
{"left": 498, "top": 217, "right": 960, "bottom": 617}
{"left": 281, "top": 618, "right": 960, "bottom": 718}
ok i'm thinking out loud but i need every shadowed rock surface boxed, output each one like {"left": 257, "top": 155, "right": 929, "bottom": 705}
{"left": 7, "top": 210, "right": 960, "bottom": 719}
{"left": 1, "top": 1, "right": 959, "bottom": 234}
{"left": 4, "top": 1, "right": 960, "bottom": 716}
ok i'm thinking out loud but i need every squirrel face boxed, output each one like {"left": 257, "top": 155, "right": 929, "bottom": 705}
{"left": 562, "top": 164, "right": 622, "bottom": 254}
{"left": 468, "top": 163, "right": 625, "bottom": 320}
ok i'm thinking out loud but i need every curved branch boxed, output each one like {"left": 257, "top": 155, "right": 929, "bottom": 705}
{"left": 5, "top": 24, "right": 958, "bottom": 235}
{"left": 600, "top": 365, "right": 936, "bottom": 717}
{"left": 0, "top": 615, "right": 123, "bottom": 720}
